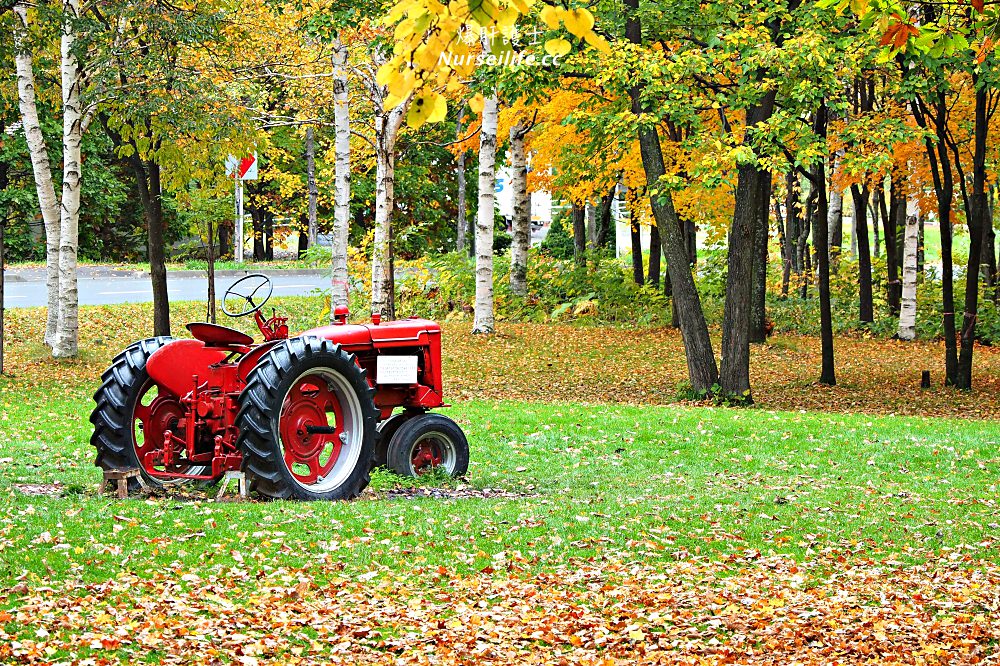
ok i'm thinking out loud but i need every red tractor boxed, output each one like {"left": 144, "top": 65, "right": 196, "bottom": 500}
{"left": 89, "top": 274, "right": 469, "bottom": 500}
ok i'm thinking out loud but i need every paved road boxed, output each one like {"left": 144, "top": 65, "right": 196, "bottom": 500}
{"left": 3, "top": 270, "right": 331, "bottom": 308}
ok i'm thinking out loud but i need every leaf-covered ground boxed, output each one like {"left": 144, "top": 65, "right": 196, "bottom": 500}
{"left": 1, "top": 301, "right": 999, "bottom": 663}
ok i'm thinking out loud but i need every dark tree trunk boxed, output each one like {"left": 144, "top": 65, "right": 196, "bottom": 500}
{"left": 252, "top": 206, "right": 266, "bottom": 261}
{"left": 597, "top": 186, "right": 615, "bottom": 249}
{"left": 872, "top": 191, "right": 882, "bottom": 259}
{"left": 912, "top": 93, "right": 959, "bottom": 384}
{"left": 883, "top": 179, "right": 902, "bottom": 316}
{"left": 721, "top": 93, "right": 777, "bottom": 398}
{"left": 955, "top": 83, "right": 989, "bottom": 390}
{"left": 781, "top": 171, "right": 798, "bottom": 297}
{"left": 985, "top": 185, "right": 997, "bottom": 294}
{"left": 0, "top": 219, "right": 4, "bottom": 375}
{"left": 630, "top": 218, "right": 644, "bottom": 285}
{"left": 219, "top": 222, "right": 230, "bottom": 259}
{"left": 851, "top": 184, "right": 874, "bottom": 323}
{"left": 0, "top": 154, "right": 7, "bottom": 374}
{"left": 917, "top": 211, "right": 925, "bottom": 276}
{"left": 812, "top": 103, "right": 836, "bottom": 385}
{"left": 798, "top": 182, "right": 816, "bottom": 299}
{"left": 749, "top": 174, "right": 772, "bottom": 343}
{"left": 684, "top": 217, "right": 697, "bottom": 265}
{"left": 627, "top": 0, "right": 718, "bottom": 391}
{"left": 297, "top": 213, "right": 309, "bottom": 258}
{"left": 648, "top": 224, "right": 661, "bottom": 287}
{"left": 265, "top": 211, "right": 274, "bottom": 261}
{"left": 572, "top": 203, "right": 586, "bottom": 267}
{"left": 206, "top": 217, "right": 216, "bottom": 324}
{"left": 129, "top": 156, "right": 170, "bottom": 336}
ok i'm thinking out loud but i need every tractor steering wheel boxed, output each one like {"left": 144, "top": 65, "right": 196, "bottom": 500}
{"left": 223, "top": 274, "right": 273, "bottom": 317}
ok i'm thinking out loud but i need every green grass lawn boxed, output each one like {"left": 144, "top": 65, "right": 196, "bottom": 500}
{"left": 3, "top": 302, "right": 1000, "bottom": 662}
{"left": 3, "top": 396, "right": 997, "bottom": 593}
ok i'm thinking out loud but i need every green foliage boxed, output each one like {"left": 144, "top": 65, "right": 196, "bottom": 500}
{"left": 539, "top": 211, "right": 574, "bottom": 260}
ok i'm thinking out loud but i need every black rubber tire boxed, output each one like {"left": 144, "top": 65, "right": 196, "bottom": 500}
{"left": 236, "top": 337, "right": 378, "bottom": 500}
{"left": 386, "top": 413, "right": 470, "bottom": 478}
{"left": 371, "top": 409, "right": 425, "bottom": 470}
{"left": 90, "top": 336, "right": 176, "bottom": 491}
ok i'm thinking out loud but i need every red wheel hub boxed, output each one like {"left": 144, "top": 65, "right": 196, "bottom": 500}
{"left": 133, "top": 392, "right": 185, "bottom": 473}
{"left": 279, "top": 376, "right": 344, "bottom": 485}
{"left": 411, "top": 437, "right": 444, "bottom": 474}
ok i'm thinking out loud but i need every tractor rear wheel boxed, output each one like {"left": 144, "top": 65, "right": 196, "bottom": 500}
{"left": 236, "top": 337, "right": 378, "bottom": 500}
{"left": 386, "top": 413, "right": 469, "bottom": 478}
{"left": 90, "top": 337, "right": 208, "bottom": 490}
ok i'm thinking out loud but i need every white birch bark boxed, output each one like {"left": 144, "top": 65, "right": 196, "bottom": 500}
{"left": 828, "top": 187, "right": 843, "bottom": 248}
{"left": 330, "top": 39, "right": 351, "bottom": 313}
{"left": 370, "top": 103, "right": 407, "bottom": 318}
{"left": 305, "top": 126, "right": 318, "bottom": 247}
{"left": 14, "top": 2, "right": 62, "bottom": 347}
{"left": 473, "top": 94, "right": 499, "bottom": 334}
{"left": 898, "top": 213, "right": 919, "bottom": 340}
{"left": 53, "top": 0, "right": 83, "bottom": 358}
{"left": 508, "top": 121, "right": 529, "bottom": 297}
{"left": 456, "top": 111, "right": 467, "bottom": 254}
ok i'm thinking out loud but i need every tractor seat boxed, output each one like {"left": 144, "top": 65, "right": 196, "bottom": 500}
{"left": 186, "top": 322, "right": 254, "bottom": 347}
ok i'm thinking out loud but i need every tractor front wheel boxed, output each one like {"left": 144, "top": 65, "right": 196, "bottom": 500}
{"left": 386, "top": 413, "right": 469, "bottom": 478}
{"left": 236, "top": 337, "right": 378, "bottom": 500}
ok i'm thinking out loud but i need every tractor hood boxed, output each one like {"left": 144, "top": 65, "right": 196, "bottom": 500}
{"left": 302, "top": 317, "right": 441, "bottom": 349}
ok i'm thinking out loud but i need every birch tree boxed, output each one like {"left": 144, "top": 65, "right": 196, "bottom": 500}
{"left": 508, "top": 119, "right": 530, "bottom": 296}
{"left": 13, "top": 2, "right": 61, "bottom": 348}
{"left": 330, "top": 37, "right": 351, "bottom": 312}
{"left": 898, "top": 213, "right": 918, "bottom": 340}
{"left": 53, "top": 0, "right": 85, "bottom": 357}
{"left": 13, "top": 0, "right": 91, "bottom": 357}
{"left": 361, "top": 50, "right": 414, "bottom": 319}
{"left": 472, "top": 94, "right": 499, "bottom": 334}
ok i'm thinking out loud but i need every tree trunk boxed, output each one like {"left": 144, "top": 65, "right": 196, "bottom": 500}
{"left": 265, "top": 212, "right": 274, "bottom": 261}
{"left": 509, "top": 121, "right": 529, "bottom": 296}
{"left": 812, "top": 103, "right": 835, "bottom": 385}
{"left": 143, "top": 161, "right": 170, "bottom": 337}
{"left": 14, "top": 2, "right": 61, "bottom": 348}
{"left": 53, "top": 0, "right": 84, "bottom": 358}
{"left": 305, "top": 125, "right": 318, "bottom": 248}
{"left": 572, "top": 203, "right": 586, "bottom": 267}
{"left": 851, "top": 184, "right": 874, "bottom": 323}
{"left": 648, "top": 223, "right": 661, "bottom": 287}
{"left": 956, "top": 83, "right": 989, "bottom": 390}
{"left": 331, "top": 38, "right": 351, "bottom": 312}
{"left": 885, "top": 178, "right": 903, "bottom": 316}
{"left": 872, "top": 191, "right": 882, "bottom": 259}
{"left": 797, "top": 187, "right": 813, "bottom": 299}
{"left": 456, "top": 111, "right": 468, "bottom": 255}
{"left": 206, "top": 217, "right": 216, "bottom": 324}
{"left": 721, "top": 94, "right": 776, "bottom": 399}
{"left": 781, "top": 171, "right": 798, "bottom": 298}
{"left": 371, "top": 105, "right": 405, "bottom": 318}
{"left": 912, "top": 94, "right": 958, "bottom": 384}
{"left": 472, "top": 93, "right": 499, "bottom": 334}
{"left": 596, "top": 186, "right": 615, "bottom": 249}
{"left": 828, "top": 180, "right": 843, "bottom": 270}
{"left": 219, "top": 222, "right": 230, "bottom": 259}
{"left": 630, "top": 218, "right": 644, "bottom": 284}
{"left": 0, "top": 220, "right": 4, "bottom": 374}
{"left": 626, "top": 0, "right": 717, "bottom": 390}
{"left": 749, "top": 173, "right": 772, "bottom": 343}
{"left": 899, "top": 213, "right": 918, "bottom": 340}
